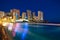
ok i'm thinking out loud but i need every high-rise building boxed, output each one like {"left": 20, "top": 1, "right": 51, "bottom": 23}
{"left": 22, "top": 12, "right": 26, "bottom": 19}
{"left": 16, "top": 9, "right": 20, "bottom": 17}
{"left": 0, "top": 11, "right": 5, "bottom": 18}
{"left": 38, "top": 11, "right": 41, "bottom": 21}
{"left": 10, "top": 9, "right": 20, "bottom": 20}
{"left": 33, "top": 12, "right": 35, "bottom": 19}
{"left": 40, "top": 11, "right": 43, "bottom": 20}
{"left": 10, "top": 9, "right": 16, "bottom": 19}
{"left": 27, "top": 10, "right": 31, "bottom": 21}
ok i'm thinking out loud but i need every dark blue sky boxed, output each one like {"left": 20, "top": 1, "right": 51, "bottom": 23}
{"left": 0, "top": 0, "right": 60, "bottom": 22}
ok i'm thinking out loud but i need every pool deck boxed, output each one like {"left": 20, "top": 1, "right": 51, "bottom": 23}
{"left": 0, "top": 22, "right": 60, "bottom": 26}
{"left": 28, "top": 23, "right": 60, "bottom": 26}
{"left": 15, "top": 22, "right": 60, "bottom": 26}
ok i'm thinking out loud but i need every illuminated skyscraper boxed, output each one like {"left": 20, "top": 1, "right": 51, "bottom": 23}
{"left": 40, "top": 11, "right": 43, "bottom": 20}
{"left": 16, "top": 9, "right": 20, "bottom": 17}
{"left": 22, "top": 12, "right": 26, "bottom": 19}
{"left": 10, "top": 9, "right": 16, "bottom": 20}
{"left": 33, "top": 12, "right": 35, "bottom": 19}
{"left": 0, "top": 11, "right": 5, "bottom": 18}
{"left": 10, "top": 9, "right": 20, "bottom": 20}
{"left": 27, "top": 10, "right": 31, "bottom": 21}
{"left": 38, "top": 11, "right": 41, "bottom": 21}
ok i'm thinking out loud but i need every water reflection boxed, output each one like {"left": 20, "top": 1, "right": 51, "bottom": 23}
{"left": 7, "top": 23, "right": 60, "bottom": 40}
{"left": 22, "top": 23, "right": 28, "bottom": 40}
{"left": 11, "top": 23, "right": 28, "bottom": 40}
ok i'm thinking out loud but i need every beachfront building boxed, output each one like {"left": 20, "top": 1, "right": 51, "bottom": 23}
{"left": 38, "top": 11, "right": 43, "bottom": 21}
{"left": 10, "top": 9, "right": 20, "bottom": 20}
{"left": 27, "top": 10, "right": 32, "bottom": 22}
{"left": 32, "top": 12, "right": 35, "bottom": 19}
{"left": 0, "top": 11, "right": 5, "bottom": 18}
{"left": 40, "top": 11, "right": 43, "bottom": 21}
{"left": 38, "top": 11, "right": 41, "bottom": 21}
{"left": 22, "top": 12, "right": 26, "bottom": 19}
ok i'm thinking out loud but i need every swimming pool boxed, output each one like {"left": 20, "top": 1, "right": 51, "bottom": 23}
{"left": 7, "top": 23, "right": 60, "bottom": 40}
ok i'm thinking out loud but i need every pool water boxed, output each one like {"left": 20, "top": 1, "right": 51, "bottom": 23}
{"left": 7, "top": 23, "right": 60, "bottom": 40}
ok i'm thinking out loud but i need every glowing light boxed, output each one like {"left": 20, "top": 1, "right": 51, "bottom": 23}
{"left": 3, "top": 18, "right": 7, "bottom": 20}
{"left": 16, "top": 19, "right": 28, "bottom": 22}
{"left": 0, "top": 21, "right": 2, "bottom": 24}
{"left": 12, "top": 31, "right": 16, "bottom": 37}
{"left": 10, "top": 23, "right": 28, "bottom": 39}
{"left": 14, "top": 23, "right": 22, "bottom": 33}
{"left": 8, "top": 23, "right": 13, "bottom": 31}
{"left": 12, "top": 23, "right": 16, "bottom": 37}
{"left": 2, "top": 22, "right": 9, "bottom": 26}
{"left": 22, "top": 23, "right": 28, "bottom": 39}
{"left": 24, "top": 19, "right": 29, "bottom": 21}
{"left": 8, "top": 26, "right": 12, "bottom": 31}
{"left": 11, "top": 19, "right": 15, "bottom": 22}
{"left": 9, "top": 17, "right": 12, "bottom": 19}
{"left": 16, "top": 19, "right": 23, "bottom": 22}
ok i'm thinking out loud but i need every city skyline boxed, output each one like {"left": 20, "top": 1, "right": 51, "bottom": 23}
{"left": 0, "top": 0, "right": 60, "bottom": 40}
{"left": 0, "top": 0, "right": 60, "bottom": 23}
{"left": 0, "top": 9, "right": 44, "bottom": 23}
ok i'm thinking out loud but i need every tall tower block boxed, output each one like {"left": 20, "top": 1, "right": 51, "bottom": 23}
{"left": 40, "top": 12, "right": 43, "bottom": 20}
{"left": 38, "top": 11, "right": 41, "bottom": 21}
{"left": 10, "top": 9, "right": 20, "bottom": 20}
{"left": 0, "top": 11, "right": 5, "bottom": 18}
{"left": 22, "top": 12, "right": 26, "bottom": 19}
{"left": 33, "top": 12, "right": 35, "bottom": 19}
{"left": 27, "top": 10, "right": 31, "bottom": 21}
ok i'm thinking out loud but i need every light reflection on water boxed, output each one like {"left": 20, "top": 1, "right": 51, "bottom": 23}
{"left": 7, "top": 23, "right": 60, "bottom": 40}
{"left": 12, "top": 23, "right": 28, "bottom": 40}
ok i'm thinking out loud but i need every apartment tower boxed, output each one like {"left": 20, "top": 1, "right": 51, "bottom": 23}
{"left": 22, "top": 12, "right": 26, "bottom": 19}
{"left": 10, "top": 9, "right": 20, "bottom": 20}
{"left": 38, "top": 11, "right": 41, "bottom": 21}
{"left": 27, "top": 10, "right": 31, "bottom": 21}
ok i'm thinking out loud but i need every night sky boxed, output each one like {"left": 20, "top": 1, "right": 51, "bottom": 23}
{"left": 0, "top": 0, "right": 60, "bottom": 22}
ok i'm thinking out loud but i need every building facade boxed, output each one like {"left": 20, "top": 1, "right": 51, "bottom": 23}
{"left": 33, "top": 12, "right": 35, "bottom": 19}
{"left": 22, "top": 12, "right": 26, "bottom": 19}
{"left": 27, "top": 10, "right": 31, "bottom": 21}
{"left": 40, "top": 11, "right": 43, "bottom": 20}
{"left": 0, "top": 11, "right": 5, "bottom": 18}
{"left": 38, "top": 11, "right": 41, "bottom": 21}
{"left": 10, "top": 9, "right": 20, "bottom": 20}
